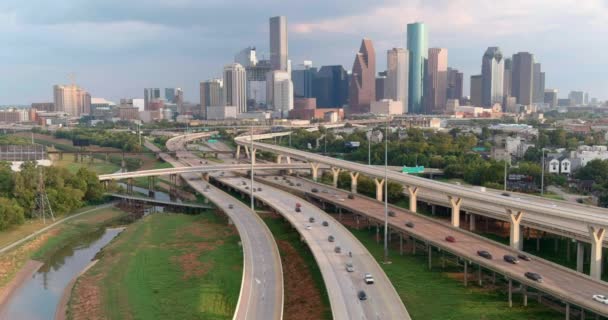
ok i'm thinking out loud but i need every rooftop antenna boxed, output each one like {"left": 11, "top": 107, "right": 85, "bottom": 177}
{"left": 35, "top": 168, "right": 55, "bottom": 224}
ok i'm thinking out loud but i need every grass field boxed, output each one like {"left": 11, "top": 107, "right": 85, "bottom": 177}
{"left": 53, "top": 154, "right": 120, "bottom": 175}
{"left": 349, "top": 227, "right": 562, "bottom": 320}
{"left": 68, "top": 213, "right": 242, "bottom": 320}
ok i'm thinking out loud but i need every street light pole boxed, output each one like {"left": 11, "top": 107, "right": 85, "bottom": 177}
{"left": 383, "top": 116, "right": 390, "bottom": 263}
{"left": 367, "top": 130, "right": 372, "bottom": 166}
{"left": 504, "top": 160, "right": 508, "bottom": 192}
{"left": 250, "top": 125, "right": 255, "bottom": 210}
{"left": 541, "top": 148, "right": 546, "bottom": 196}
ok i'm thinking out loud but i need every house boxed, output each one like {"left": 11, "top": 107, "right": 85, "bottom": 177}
{"left": 548, "top": 158, "right": 560, "bottom": 173}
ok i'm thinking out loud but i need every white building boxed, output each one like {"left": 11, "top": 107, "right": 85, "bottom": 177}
{"left": 54, "top": 84, "right": 91, "bottom": 117}
{"left": 571, "top": 145, "right": 608, "bottom": 167}
{"left": 370, "top": 99, "right": 404, "bottom": 115}
{"left": 223, "top": 63, "right": 247, "bottom": 114}
{"left": 268, "top": 70, "right": 293, "bottom": 118}
{"left": 207, "top": 106, "right": 237, "bottom": 120}
{"left": 235, "top": 46, "right": 258, "bottom": 68}
{"left": 386, "top": 48, "right": 409, "bottom": 114}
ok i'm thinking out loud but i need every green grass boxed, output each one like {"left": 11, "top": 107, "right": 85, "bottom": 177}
{"left": 349, "top": 227, "right": 562, "bottom": 320}
{"left": 262, "top": 217, "right": 332, "bottom": 320}
{"left": 54, "top": 154, "right": 120, "bottom": 175}
{"left": 69, "top": 213, "right": 242, "bottom": 320}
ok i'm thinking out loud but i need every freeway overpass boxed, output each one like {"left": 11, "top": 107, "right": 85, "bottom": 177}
{"left": 235, "top": 132, "right": 608, "bottom": 280}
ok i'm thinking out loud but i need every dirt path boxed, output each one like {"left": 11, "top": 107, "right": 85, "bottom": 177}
{"left": 0, "top": 260, "right": 44, "bottom": 314}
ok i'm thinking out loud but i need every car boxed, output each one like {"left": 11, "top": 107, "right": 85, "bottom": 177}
{"left": 477, "top": 250, "right": 493, "bottom": 259}
{"left": 525, "top": 272, "right": 543, "bottom": 283}
{"left": 309, "top": 217, "right": 315, "bottom": 223}
{"left": 296, "top": 183, "right": 302, "bottom": 187}
{"left": 445, "top": 236, "right": 456, "bottom": 243}
{"left": 364, "top": 273, "right": 374, "bottom": 284}
{"left": 388, "top": 210, "right": 396, "bottom": 217}
{"left": 322, "top": 221, "right": 329, "bottom": 227}
{"left": 358, "top": 290, "right": 367, "bottom": 301}
{"left": 228, "top": 204, "right": 234, "bottom": 209}
{"left": 311, "top": 188, "right": 319, "bottom": 193}
{"left": 518, "top": 254, "right": 531, "bottom": 261}
{"left": 322, "top": 189, "right": 329, "bottom": 193}
{"left": 503, "top": 255, "right": 519, "bottom": 264}
{"left": 305, "top": 225, "right": 312, "bottom": 230}
{"left": 347, "top": 194, "right": 355, "bottom": 199}
{"left": 242, "top": 181, "right": 247, "bottom": 185}
{"left": 334, "top": 246, "right": 341, "bottom": 253}
{"left": 295, "top": 203, "right": 302, "bottom": 208}
{"left": 245, "top": 186, "right": 249, "bottom": 190}
{"left": 405, "top": 221, "right": 415, "bottom": 228}
{"left": 274, "top": 176, "right": 279, "bottom": 180}
{"left": 501, "top": 192, "right": 511, "bottom": 197}
{"left": 257, "top": 187, "right": 262, "bottom": 191}
{"left": 592, "top": 294, "right": 608, "bottom": 304}
{"left": 328, "top": 235, "right": 335, "bottom": 242}
{"left": 295, "top": 207, "right": 301, "bottom": 213}
{"left": 345, "top": 263, "right": 354, "bottom": 272}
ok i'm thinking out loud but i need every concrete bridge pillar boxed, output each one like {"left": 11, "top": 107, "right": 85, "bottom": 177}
{"left": 276, "top": 154, "right": 283, "bottom": 164}
{"left": 374, "top": 178, "right": 385, "bottom": 202}
{"left": 235, "top": 145, "right": 241, "bottom": 159}
{"left": 589, "top": 226, "right": 606, "bottom": 280}
{"left": 244, "top": 146, "right": 250, "bottom": 159}
{"left": 507, "top": 209, "right": 524, "bottom": 250}
{"left": 285, "top": 156, "right": 292, "bottom": 174}
{"left": 201, "top": 173, "right": 210, "bottom": 181}
{"left": 331, "top": 167, "right": 341, "bottom": 188}
{"left": 448, "top": 196, "right": 462, "bottom": 227}
{"left": 127, "top": 178, "right": 134, "bottom": 195}
{"left": 310, "top": 162, "right": 321, "bottom": 181}
{"left": 469, "top": 213, "right": 476, "bottom": 232}
{"left": 407, "top": 186, "right": 419, "bottom": 213}
{"left": 350, "top": 172, "right": 359, "bottom": 194}
{"left": 251, "top": 148, "right": 257, "bottom": 165}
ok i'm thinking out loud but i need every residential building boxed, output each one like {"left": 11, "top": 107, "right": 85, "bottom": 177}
{"left": 144, "top": 88, "right": 161, "bottom": 111}
{"left": 200, "top": 79, "right": 223, "bottom": 119}
{"left": 269, "top": 16, "right": 288, "bottom": 71}
{"left": 31, "top": 103, "right": 54, "bottom": 112}
{"left": 53, "top": 84, "right": 91, "bottom": 117}
{"left": 407, "top": 22, "right": 428, "bottom": 114}
{"left": 386, "top": 48, "right": 409, "bottom": 113}
{"left": 348, "top": 39, "right": 376, "bottom": 114}
{"left": 313, "top": 65, "right": 349, "bottom": 108}
{"left": 470, "top": 75, "right": 483, "bottom": 107}
{"left": 223, "top": 63, "right": 247, "bottom": 113}
{"left": 446, "top": 68, "right": 463, "bottom": 101}
{"left": 426, "top": 48, "right": 448, "bottom": 113}
{"left": 481, "top": 47, "right": 504, "bottom": 107}
{"left": 511, "top": 52, "right": 534, "bottom": 105}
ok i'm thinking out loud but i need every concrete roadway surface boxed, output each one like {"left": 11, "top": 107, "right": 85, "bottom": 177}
{"left": 218, "top": 176, "right": 411, "bottom": 320}
{"left": 142, "top": 139, "right": 284, "bottom": 320}
{"left": 262, "top": 176, "right": 608, "bottom": 317}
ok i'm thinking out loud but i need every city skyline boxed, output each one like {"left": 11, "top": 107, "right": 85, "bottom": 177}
{"left": 1, "top": 0, "right": 607, "bottom": 104}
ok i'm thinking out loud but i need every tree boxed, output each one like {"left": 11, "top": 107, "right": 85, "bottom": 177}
{"left": 0, "top": 197, "right": 25, "bottom": 230}
{"left": 76, "top": 168, "right": 104, "bottom": 202}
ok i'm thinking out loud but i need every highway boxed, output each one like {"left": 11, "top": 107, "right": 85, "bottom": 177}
{"left": 261, "top": 175, "right": 608, "bottom": 318}
{"left": 141, "top": 138, "right": 284, "bottom": 320}
{"left": 235, "top": 133, "right": 608, "bottom": 246}
{"left": 218, "top": 176, "right": 411, "bottom": 320}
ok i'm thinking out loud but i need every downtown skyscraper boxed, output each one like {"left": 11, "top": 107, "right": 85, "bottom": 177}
{"left": 481, "top": 47, "right": 505, "bottom": 107}
{"left": 407, "top": 22, "right": 428, "bottom": 114}
{"left": 223, "top": 63, "right": 247, "bottom": 113}
{"left": 348, "top": 39, "right": 376, "bottom": 114}
{"left": 269, "top": 16, "right": 288, "bottom": 71}
{"left": 386, "top": 48, "right": 409, "bottom": 114}
{"left": 425, "top": 48, "right": 448, "bottom": 113}
{"left": 512, "top": 52, "right": 535, "bottom": 106}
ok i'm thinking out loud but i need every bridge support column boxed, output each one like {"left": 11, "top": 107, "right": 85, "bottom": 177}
{"left": 349, "top": 172, "right": 359, "bottom": 194}
{"left": 427, "top": 244, "right": 432, "bottom": 270}
{"left": 469, "top": 213, "right": 476, "bottom": 232}
{"left": 310, "top": 162, "right": 321, "bottom": 182}
{"left": 508, "top": 279, "right": 513, "bottom": 307}
{"left": 251, "top": 148, "right": 257, "bottom": 165}
{"left": 464, "top": 262, "right": 468, "bottom": 287}
{"left": 565, "top": 302, "right": 570, "bottom": 320}
{"left": 127, "top": 178, "right": 134, "bottom": 195}
{"left": 400, "top": 233, "right": 403, "bottom": 255}
{"left": 285, "top": 156, "right": 292, "bottom": 174}
{"left": 376, "top": 224, "right": 380, "bottom": 244}
{"left": 235, "top": 145, "right": 241, "bottom": 159}
{"left": 331, "top": 167, "right": 341, "bottom": 188}
{"left": 201, "top": 173, "right": 210, "bottom": 182}
{"left": 244, "top": 146, "right": 250, "bottom": 159}
{"left": 374, "top": 178, "right": 385, "bottom": 202}
{"left": 448, "top": 196, "right": 462, "bottom": 227}
{"left": 523, "top": 286, "right": 528, "bottom": 307}
{"left": 407, "top": 186, "right": 418, "bottom": 212}
{"left": 577, "top": 242, "right": 585, "bottom": 273}
{"left": 276, "top": 154, "right": 283, "bottom": 164}
{"left": 508, "top": 209, "right": 525, "bottom": 250}
{"left": 589, "top": 226, "right": 606, "bottom": 280}
{"left": 148, "top": 176, "right": 155, "bottom": 197}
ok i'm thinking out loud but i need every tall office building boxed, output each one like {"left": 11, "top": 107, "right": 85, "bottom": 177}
{"left": 544, "top": 89, "right": 558, "bottom": 108}
{"left": 313, "top": 65, "right": 349, "bottom": 108}
{"left": 376, "top": 72, "right": 388, "bottom": 101}
{"left": 270, "top": 16, "right": 288, "bottom": 71}
{"left": 348, "top": 39, "right": 376, "bottom": 114}
{"left": 569, "top": 91, "right": 585, "bottom": 105}
{"left": 426, "top": 48, "right": 448, "bottom": 113}
{"left": 53, "top": 84, "right": 91, "bottom": 117}
{"left": 533, "top": 63, "right": 545, "bottom": 103}
{"left": 246, "top": 59, "right": 271, "bottom": 107}
{"left": 165, "top": 88, "right": 183, "bottom": 106}
{"left": 470, "top": 75, "right": 483, "bottom": 107}
{"left": 386, "top": 48, "right": 409, "bottom": 113}
{"left": 511, "top": 52, "right": 534, "bottom": 106}
{"left": 235, "top": 46, "right": 258, "bottom": 68}
{"left": 407, "top": 22, "right": 428, "bottom": 114}
{"left": 269, "top": 70, "right": 294, "bottom": 118}
{"left": 200, "top": 79, "right": 223, "bottom": 119}
{"left": 292, "top": 62, "right": 317, "bottom": 98}
{"left": 503, "top": 58, "right": 512, "bottom": 102}
{"left": 144, "top": 88, "right": 161, "bottom": 110}
{"left": 481, "top": 47, "right": 504, "bottom": 107}
{"left": 446, "top": 68, "right": 463, "bottom": 101}
{"left": 223, "top": 63, "right": 247, "bottom": 113}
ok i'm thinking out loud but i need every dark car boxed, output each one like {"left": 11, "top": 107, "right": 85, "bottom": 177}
{"left": 296, "top": 203, "right": 302, "bottom": 208}
{"left": 518, "top": 254, "right": 531, "bottom": 261}
{"left": 274, "top": 176, "right": 279, "bottom": 180}
{"left": 322, "top": 221, "right": 329, "bottom": 227}
{"left": 257, "top": 187, "right": 262, "bottom": 191}
{"left": 228, "top": 204, "right": 234, "bottom": 209}
{"left": 309, "top": 217, "right": 315, "bottom": 223}
{"left": 503, "top": 255, "right": 519, "bottom": 264}
{"left": 445, "top": 236, "right": 456, "bottom": 243}
{"left": 348, "top": 194, "right": 355, "bottom": 199}
{"left": 388, "top": 211, "right": 396, "bottom": 217}
{"left": 295, "top": 207, "right": 301, "bottom": 213}
{"left": 296, "top": 183, "right": 302, "bottom": 187}
{"left": 311, "top": 188, "right": 319, "bottom": 193}
{"left": 525, "top": 272, "right": 543, "bottom": 283}
{"left": 334, "top": 246, "right": 341, "bottom": 253}
{"left": 405, "top": 221, "right": 415, "bottom": 228}
{"left": 501, "top": 192, "right": 511, "bottom": 197}
{"left": 328, "top": 235, "right": 335, "bottom": 242}
{"left": 477, "top": 250, "right": 493, "bottom": 259}
{"left": 358, "top": 290, "right": 367, "bottom": 301}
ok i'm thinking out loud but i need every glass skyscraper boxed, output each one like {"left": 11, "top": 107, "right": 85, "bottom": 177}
{"left": 407, "top": 22, "right": 428, "bottom": 114}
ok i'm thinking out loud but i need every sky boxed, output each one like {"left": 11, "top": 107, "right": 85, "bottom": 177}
{"left": 1, "top": 0, "right": 607, "bottom": 105}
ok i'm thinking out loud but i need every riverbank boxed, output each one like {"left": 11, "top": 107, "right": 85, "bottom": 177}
{"left": 67, "top": 213, "right": 242, "bottom": 319}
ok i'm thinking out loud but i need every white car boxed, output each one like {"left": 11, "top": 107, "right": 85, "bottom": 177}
{"left": 593, "top": 294, "right": 608, "bottom": 304}
{"left": 364, "top": 273, "right": 374, "bottom": 284}
{"left": 305, "top": 225, "right": 312, "bottom": 230}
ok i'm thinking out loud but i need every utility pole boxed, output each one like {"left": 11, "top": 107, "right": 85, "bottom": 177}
{"left": 250, "top": 125, "right": 255, "bottom": 211}
{"left": 504, "top": 160, "right": 508, "bottom": 191}
{"left": 36, "top": 168, "right": 55, "bottom": 224}
{"left": 384, "top": 116, "right": 390, "bottom": 263}
{"left": 541, "top": 148, "right": 546, "bottom": 195}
